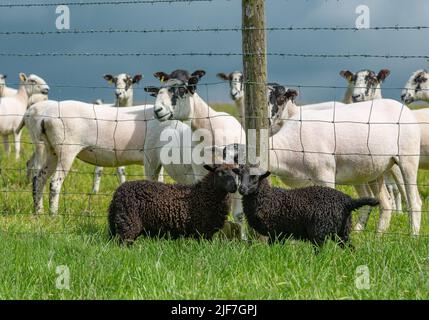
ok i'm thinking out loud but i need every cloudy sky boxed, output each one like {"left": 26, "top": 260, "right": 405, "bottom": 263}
{"left": 0, "top": 0, "right": 428, "bottom": 104}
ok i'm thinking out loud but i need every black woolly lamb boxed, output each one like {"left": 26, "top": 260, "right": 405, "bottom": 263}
{"left": 233, "top": 165, "right": 379, "bottom": 248}
{"left": 108, "top": 164, "right": 238, "bottom": 245}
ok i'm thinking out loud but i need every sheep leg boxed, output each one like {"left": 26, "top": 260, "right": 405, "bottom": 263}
{"left": 397, "top": 158, "right": 422, "bottom": 236}
{"left": 117, "top": 166, "right": 126, "bottom": 184}
{"left": 157, "top": 166, "right": 164, "bottom": 183}
{"left": 231, "top": 191, "right": 247, "bottom": 240}
{"left": 33, "top": 152, "right": 57, "bottom": 214}
{"left": 376, "top": 176, "right": 394, "bottom": 234}
{"left": 390, "top": 164, "right": 411, "bottom": 211}
{"left": 26, "top": 152, "right": 36, "bottom": 182}
{"left": 92, "top": 166, "right": 103, "bottom": 194}
{"left": 354, "top": 183, "right": 375, "bottom": 231}
{"left": 13, "top": 130, "right": 22, "bottom": 161}
{"left": 49, "top": 151, "right": 78, "bottom": 215}
{"left": 2, "top": 135, "right": 9, "bottom": 157}
{"left": 385, "top": 169, "right": 402, "bottom": 212}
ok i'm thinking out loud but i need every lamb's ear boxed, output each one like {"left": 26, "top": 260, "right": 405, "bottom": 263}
{"left": 377, "top": 69, "right": 391, "bottom": 82}
{"left": 191, "top": 70, "right": 206, "bottom": 80}
{"left": 187, "top": 76, "right": 199, "bottom": 94}
{"left": 154, "top": 72, "right": 170, "bottom": 83}
{"left": 132, "top": 74, "right": 143, "bottom": 84}
{"left": 217, "top": 73, "right": 230, "bottom": 81}
{"left": 285, "top": 89, "right": 298, "bottom": 101}
{"left": 144, "top": 86, "right": 160, "bottom": 97}
{"left": 103, "top": 74, "right": 115, "bottom": 84}
{"left": 340, "top": 70, "right": 354, "bottom": 82}
{"left": 203, "top": 164, "right": 217, "bottom": 172}
{"left": 19, "top": 73, "right": 28, "bottom": 82}
{"left": 259, "top": 171, "right": 271, "bottom": 180}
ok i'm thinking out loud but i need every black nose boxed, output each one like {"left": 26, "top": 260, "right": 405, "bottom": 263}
{"left": 238, "top": 186, "right": 247, "bottom": 195}
{"left": 41, "top": 89, "right": 49, "bottom": 95}
{"left": 400, "top": 94, "right": 406, "bottom": 101}
{"left": 115, "top": 92, "right": 120, "bottom": 97}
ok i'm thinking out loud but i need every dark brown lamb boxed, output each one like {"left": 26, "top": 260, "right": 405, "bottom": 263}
{"left": 108, "top": 164, "right": 237, "bottom": 245}
{"left": 234, "top": 165, "right": 379, "bottom": 248}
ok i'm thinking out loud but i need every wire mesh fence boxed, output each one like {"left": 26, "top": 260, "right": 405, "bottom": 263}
{"left": 0, "top": 0, "right": 429, "bottom": 239}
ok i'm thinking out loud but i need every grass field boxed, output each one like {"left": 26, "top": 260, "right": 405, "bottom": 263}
{"left": 0, "top": 103, "right": 429, "bottom": 299}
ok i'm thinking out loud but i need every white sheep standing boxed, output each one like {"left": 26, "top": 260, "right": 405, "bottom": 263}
{"left": 0, "top": 73, "right": 49, "bottom": 160}
{"left": 269, "top": 89, "right": 422, "bottom": 235}
{"left": 91, "top": 73, "right": 142, "bottom": 194}
{"left": 24, "top": 75, "right": 196, "bottom": 216}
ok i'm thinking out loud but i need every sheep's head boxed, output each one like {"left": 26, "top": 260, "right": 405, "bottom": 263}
{"left": 340, "top": 69, "right": 390, "bottom": 103}
{"left": 233, "top": 165, "right": 271, "bottom": 196}
{"left": 19, "top": 73, "right": 50, "bottom": 97}
{"left": 104, "top": 73, "right": 142, "bottom": 105}
{"left": 146, "top": 69, "right": 206, "bottom": 122}
{"left": 203, "top": 164, "right": 238, "bottom": 194}
{"left": 217, "top": 71, "right": 244, "bottom": 101}
{"left": 267, "top": 84, "right": 298, "bottom": 126}
{"left": 401, "top": 70, "right": 429, "bottom": 104}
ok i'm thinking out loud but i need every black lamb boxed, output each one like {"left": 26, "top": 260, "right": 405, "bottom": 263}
{"left": 233, "top": 165, "right": 379, "bottom": 248}
{"left": 108, "top": 164, "right": 238, "bottom": 245}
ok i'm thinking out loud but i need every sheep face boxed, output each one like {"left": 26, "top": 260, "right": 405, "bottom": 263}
{"left": 233, "top": 165, "right": 271, "bottom": 196}
{"left": 104, "top": 73, "right": 142, "bottom": 105}
{"left": 401, "top": 70, "right": 429, "bottom": 104}
{"left": 151, "top": 70, "right": 206, "bottom": 122}
{"left": 340, "top": 69, "right": 390, "bottom": 103}
{"left": 21, "top": 73, "right": 50, "bottom": 97}
{"left": 217, "top": 71, "right": 244, "bottom": 101}
{"left": 204, "top": 164, "right": 238, "bottom": 194}
{"left": 267, "top": 84, "right": 298, "bottom": 121}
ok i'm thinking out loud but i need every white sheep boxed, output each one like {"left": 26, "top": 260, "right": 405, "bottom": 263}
{"left": 151, "top": 69, "right": 248, "bottom": 239}
{"left": 91, "top": 73, "right": 142, "bottom": 194}
{"left": 269, "top": 89, "right": 422, "bottom": 235}
{"left": 0, "top": 73, "right": 49, "bottom": 160}
{"left": 25, "top": 81, "right": 196, "bottom": 216}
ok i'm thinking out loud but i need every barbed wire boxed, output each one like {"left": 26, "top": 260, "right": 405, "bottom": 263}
{"left": 2, "top": 80, "right": 429, "bottom": 92}
{"left": 1, "top": 25, "right": 429, "bottom": 36}
{"left": 0, "top": 0, "right": 212, "bottom": 8}
{"left": 0, "top": 52, "right": 428, "bottom": 60}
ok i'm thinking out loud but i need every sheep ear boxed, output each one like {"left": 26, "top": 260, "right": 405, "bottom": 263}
{"left": 285, "top": 89, "right": 298, "bottom": 101}
{"left": 154, "top": 72, "right": 169, "bottom": 83}
{"left": 144, "top": 86, "right": 160, "bottom": 97}
{"left": 19, "top": 73, "right": 28, "bottom": 82}
{"left": 203, "top": 164, "right": 216, "bottom": 172}
{"left": 191, "top": 70, "right": 206, "bottom": 80}
{"left": 217, "top": 73, "right": 230, "bottom": 81}
{"left": 132, "top": 74, "right": 143, "bottom": 84}
{"left": 340, "top": 70, "right": 354, "bottom": 82}
{"left": 377, "top": 69, "right": 391, "bottom": 82}
{"left": 259, "top": 171, "right": 271, "bottom": 180}
{"left": 103, "top": 74, "right": 115, "bottom": 84}
{"left": 187, "top": 76, "right": 199, "bottom": 94}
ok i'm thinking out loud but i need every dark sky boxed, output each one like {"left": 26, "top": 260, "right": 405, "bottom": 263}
{"left": 1, "top": 0, "right": 428, "bottom": 105}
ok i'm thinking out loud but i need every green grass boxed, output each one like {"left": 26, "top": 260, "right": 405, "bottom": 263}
{"left": 1, "top": 104, "right": 429, "bottom": 299}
